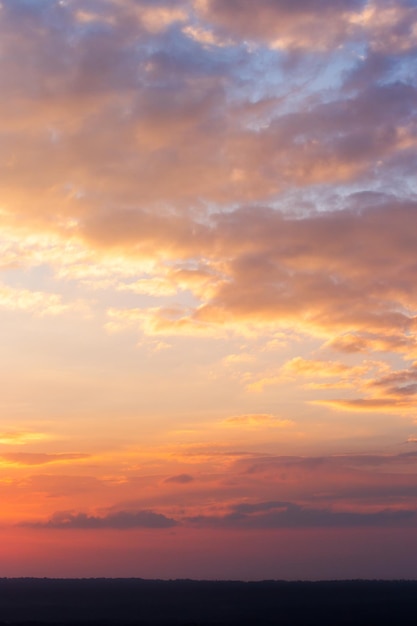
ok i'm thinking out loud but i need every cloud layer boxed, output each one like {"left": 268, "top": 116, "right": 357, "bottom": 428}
{"left": 27, "top": 509, "right": 177, "bottom": 529}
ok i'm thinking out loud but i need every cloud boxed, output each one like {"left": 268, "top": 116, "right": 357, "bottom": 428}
{"left": 0, "top": 283, "right": 84, "bottom": 317}
{"left": 282, "top": 357, "right": 356, "bottom": 378}
{"left": 0, "top": 431, "right": 51, "bottom": 445}
{"left": 26, "top": 509, "right": 178, "bottom": 529}
{"left": 315, "top": 398, "right": 415, "bottom": 414}
{"left": 1, "top": 0, "right": 414, "bottom": 237}
{"left": 223, "top": 414, "right": 294, "bottom": 429}
{"left": 97, "top": 198, "right": 417, "bottom": 357}
{"left": 241, "top": 450, "right": 417, "bottom": 473}
{"left": 310, "top": 362, "right": 417, "bottom": 413}
{"left": 223, "top": 352, "right": 255, "bottom": 366}
{"left": 0, "top": 3, "right": 415, "bottom": 249}
{"left": 325, "top": 334, "right": 374, "bottom": 354}
{"left": 187, "top": 500, "right": 415, "bottom": 529}
{"left": 358, "top": 0, "right": 417, "bottom": 55}
{"left": 197, "top": 201, "right": 417, "bottom": 344}
{"left": 164, "top": 473, "right": 195, "bottom": 484}
{"left": 231, "top": 451, "right": 417, "bottom": 503}
{"left": 16, "top": 449, "right": 417, "bottom": 532}
{"left": 137, "top": 4, "right": 189, "bottom": 34}
{"left": 0, "top": 453, "right": 90, "bottom": 466}
{"left": 247, "top": 357, "right": 372, "bottom": 392}
{"left": 365, "top": 362, "right": 417, "bottom": 397}
{"left": 195, "top": 0, "right": 367, "bottom": 50}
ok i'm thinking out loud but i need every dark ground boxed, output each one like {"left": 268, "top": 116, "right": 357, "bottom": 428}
{"left": 0, "top": 578, "right": 416, "bottom": 625}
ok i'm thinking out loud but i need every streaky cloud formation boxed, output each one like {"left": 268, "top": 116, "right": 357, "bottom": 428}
{"left": 0, "top": 453, "right": 90, "bottom": 466}
{"left": 164, "top": 473, "right": 195, "bottom": 484}
{"left": 187, "top": 501, "right": 416, "bottom": 529}
{"left": 26, "top": 509, "right": 178, "bottom": 529}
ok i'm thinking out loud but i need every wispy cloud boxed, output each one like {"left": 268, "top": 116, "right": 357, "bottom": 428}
{"left": 0, "top": 431, "right": 51, "bottom": 446}
{"left": 223, "top": 414, "right": 294, "bottom": 429}
{"left": 187, "top": 500, "right": 415, "bottom": 529}
{"left": 0, "top": 453, "right": 90, "bottom": 466}
{"left": 0, "top": 283, "right": 85, "bottom": 316}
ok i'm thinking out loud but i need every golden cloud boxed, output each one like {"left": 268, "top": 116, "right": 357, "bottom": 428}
{"left": 223, "top": 413, "right": 294, "bottom": 429}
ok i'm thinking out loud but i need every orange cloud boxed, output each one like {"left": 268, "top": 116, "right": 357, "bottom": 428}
{"left": 223, "top": 414, "right": 294, "bottom": 429}
{"left": 0, "top": 431, "right": 51, "bottom": 446}
{"left": 311, "top": 362, "right": 417, "bottom": 414}
{"left": 0, "top": 453, "right": 90, "bottom": 466}
{"left": 0, "top": 283, "right": 80, "bottom": 316}
{"left": 246, "top": 357, "right": 380, "bottom": 394}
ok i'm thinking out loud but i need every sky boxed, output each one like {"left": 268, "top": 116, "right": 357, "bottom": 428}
{"left": 1, "top": 0, "right": 417, "bottom": 580}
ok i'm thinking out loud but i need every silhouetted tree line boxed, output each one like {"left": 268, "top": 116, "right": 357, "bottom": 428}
{"left": 0, "top": 579, "right": 416, "bottom": 625}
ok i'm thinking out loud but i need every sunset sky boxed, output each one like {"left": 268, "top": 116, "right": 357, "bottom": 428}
{"left": 1, "top": 0, "right": 417, "bottom": 580}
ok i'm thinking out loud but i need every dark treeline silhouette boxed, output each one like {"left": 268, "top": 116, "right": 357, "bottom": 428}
{"left": 0, "top": 578, "right": 416, "bottom": 625}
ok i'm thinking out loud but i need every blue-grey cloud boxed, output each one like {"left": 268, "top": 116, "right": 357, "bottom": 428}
{"left": 164, "top": 473, "right": 194, "bottom": 484}
{"left": 187, "top": 501, "right": 415, "bottom": 529}
{"left": 25, "top": 509, "right": 178, "bottom": 529}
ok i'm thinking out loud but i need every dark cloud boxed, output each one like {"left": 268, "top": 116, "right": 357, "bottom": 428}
{"left": 164, "top": 473, "right": 194, "bottom": 484}
{"left": 26, "top": 509, "right": 178, "bottom": 529}
{"left": 187, "top": 501, "right": 415, "bottom": 529}
{"left": 227, "top": 451, "right": 417, "bottom": 506}
{"left": 239, "top": 451, "right": 417, "bottom": 474}
{"left": 365, "top": 364, "right": 417, "bottom": 397}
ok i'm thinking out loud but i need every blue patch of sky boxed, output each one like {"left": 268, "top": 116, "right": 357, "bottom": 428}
{"left": 1, "top": 0, "right": 69, "bottom": 36}
{"left": 143, "top": 25, "right": 252, "bottom": 81}
{"left": 70, "top": 13, "right": 117, "bottom": 39}
{"left": 0, "top": 263, "right": 57, "bottom": 291}
{"left": 380, "top": 52, "right": 417, "bottom": 87}
{"left": 309, "top": 44, "right": 364, "bottom": 99}
{"left": 270, "top": 163, "right": 417, "bottom": 217}
{"left": 382, "top": 156, "right": 417, "bottom": 198}
{"left": 3, "top": 0, "right": 53, "bottom": 11}
{"left": 221, "top": 46, "right": 361, "bottom": 134}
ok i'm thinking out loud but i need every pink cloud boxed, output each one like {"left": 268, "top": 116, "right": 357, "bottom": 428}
{"left": 195, "top": 0, "right": 366, "bottom": 50}
{"left": 0, "top": 453, "right": 90, "bottom": 466}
